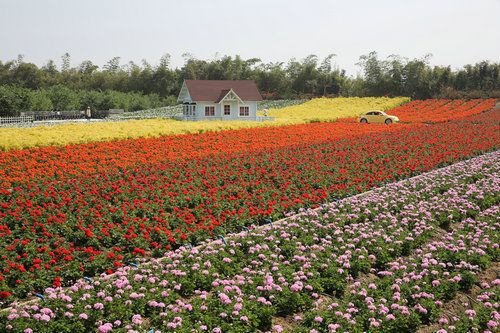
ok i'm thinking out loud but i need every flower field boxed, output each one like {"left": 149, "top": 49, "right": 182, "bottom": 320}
{"left": 260, "top": 97, "right": 410, "bottom": 123}
{"left": 1, "top": 151, "right": 498, "bottom": 332}
{"left": 0, "top": 121, "right": 405, "bottom": 188}
{"left": 0, "top": 97, "right": 408, "bottom": 150}
{"left": 388, "top": 99, "right": 495, "bottom": 123}
{"left": 0, "top": 106, "right": 499, "bottom": 301}
{"left": 0, "top": 97, "right": 499, "bottom": 332}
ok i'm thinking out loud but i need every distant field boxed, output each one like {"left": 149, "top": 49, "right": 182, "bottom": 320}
{"left": 0, "top": 97, "right": 409, "bottom": 150}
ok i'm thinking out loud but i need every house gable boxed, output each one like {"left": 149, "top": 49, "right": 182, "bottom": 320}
{"left": 177, "top": 81, "right": 192, "bottom": 103}
{"left": 215, "top": 88, "right": 244, "bottom": 103}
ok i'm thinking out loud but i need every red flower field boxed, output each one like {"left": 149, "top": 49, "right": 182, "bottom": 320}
{"left": 0, "top": 100, "right": 498, "bottom": 299}
{"left": 337, "top": 98, "right": 495, "bottom": 123}
{"left": 389, "top": 98, "right": 495, "bottom": 123}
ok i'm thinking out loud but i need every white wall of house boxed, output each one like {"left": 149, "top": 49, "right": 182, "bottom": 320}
{"left": 192, "top": 101, "right": 258, "bottom": 120}
{"left": 195, "top": 102, "right": 215, "bottom": 118}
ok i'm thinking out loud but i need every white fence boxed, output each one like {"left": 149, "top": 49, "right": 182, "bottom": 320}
{"left": 0, "top": 115, "right": 34, "bottom": 124}
{"left": 175, "top": 115, "right": 276, "bottom": 122}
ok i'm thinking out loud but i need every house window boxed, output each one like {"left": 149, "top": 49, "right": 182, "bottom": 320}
{"left": 239, "top": 106, "right": 249, "bottom": 116}
{"left": 205, "top": 106, "right": 215, "bottom": 116}
{"left": 184, "top": 104, "right": 194, "bottom": 116}
{"left": 224, "top": 105, "right": 231, "bottom": 115}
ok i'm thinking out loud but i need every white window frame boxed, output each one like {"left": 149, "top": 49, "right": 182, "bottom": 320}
{"left": 239, "top": 105, "right": 250, "bottom": 117}
{"left": 223, "top": 104, "right": 231, "bottom": 116}
{"left": 204, "top": 105, "right": 215, "bottom": 117}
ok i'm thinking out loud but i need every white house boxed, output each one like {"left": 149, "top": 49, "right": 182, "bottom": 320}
{"left": 177, "top": 80, "right": 265, "bottom": 121}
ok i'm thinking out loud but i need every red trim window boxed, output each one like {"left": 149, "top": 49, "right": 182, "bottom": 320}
{"left": 224, "top": 104, "right": 231, "bottom": 115}
{"left": 239, "top": 106, "right": 249, "bottom": 116}
{"left": 205, "top": 106, "right": 215, "bottom": 116}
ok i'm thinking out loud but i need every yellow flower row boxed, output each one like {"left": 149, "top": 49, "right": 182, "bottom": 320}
{"left": 261, "top": 96, "right": 410, "bottom": 122}
{"left": 0, "top": 97, "right": 409, "bottom": 150}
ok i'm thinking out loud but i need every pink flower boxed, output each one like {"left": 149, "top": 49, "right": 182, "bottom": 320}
{"left": 328, "top": 323, "right": 341, "bottom": 330}
{"left": 131, "top": 314, "right": 143, "bottom": 325}
{"left": 219, "top": 293, "right": 231, "bottom": 304}
{"left": 290, "top": 281, "right": 303, "bottom": 292}
{"left": 93, "top": 303, "right": 104, "bottom": 310}
{"left": 465, "top": 309, "right": 476, "bottom": 318}
{"left": 97, "top": 323, "right": 113, "bottom": 333}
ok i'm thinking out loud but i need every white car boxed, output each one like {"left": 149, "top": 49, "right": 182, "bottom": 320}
{"left": 358, "top": 111, "right": 399, "bottom": 124}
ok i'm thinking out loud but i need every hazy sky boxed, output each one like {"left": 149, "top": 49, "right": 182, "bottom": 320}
{"left": 1, "top": 0, "right": 499, "bottom": 76}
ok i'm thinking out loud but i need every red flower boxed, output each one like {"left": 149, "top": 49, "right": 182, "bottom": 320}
{"left": 0, "top": 291, "right": 11, "bottom": 299}
{"left": 132, "top": 248, "right": 146, "bottom": 256}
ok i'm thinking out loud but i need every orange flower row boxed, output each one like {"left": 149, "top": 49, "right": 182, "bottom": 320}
{"left": 389, "top": 99, "right": 495, "bottom": 123}
{"left": 0, "top": 122, "right": 405, "bottom": 188}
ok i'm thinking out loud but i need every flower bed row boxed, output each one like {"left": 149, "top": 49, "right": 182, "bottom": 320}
{"left": 388, "top": 99, "right": 495, "bottom": 123}
{"left": 0, "top": 121, "right": 405, "bottom": 188}
{"left": 0, "top": 111, "right": 499, "bottom": 299}
{"left": 1, "top": 150, "right": 498, "bottom": 332}
{"left": 262, "top": 97, "right": 410, "bottom": 123}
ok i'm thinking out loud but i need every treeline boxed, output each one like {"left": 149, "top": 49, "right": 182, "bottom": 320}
{"left": 0, "top": 85, "right": 169, "bottom": 117}
{"left": 356, "top": 52, "right": 499, "bottom": 99}
{"left": 0, "top": 52, "right": 499, "bottom": 116}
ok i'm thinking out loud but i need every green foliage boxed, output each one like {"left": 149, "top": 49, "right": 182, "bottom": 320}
{"left": 46, "top": 85, "right": 80, "bottom": 111}
{"left": 0, "top": 84, "right": 169, "bottom": 116}
{"left": 0, "top": 52, "right": 498, "bottom": 117}
{"left": 357, "top": 52, "right": 499, "bottom": 99}
{"left": 0, "top": 85, "right": 26, "bottom": 116}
